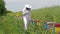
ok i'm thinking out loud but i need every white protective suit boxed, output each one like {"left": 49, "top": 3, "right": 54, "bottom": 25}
{"left": 22, "top": 4, "right": 31, "bottom": 30}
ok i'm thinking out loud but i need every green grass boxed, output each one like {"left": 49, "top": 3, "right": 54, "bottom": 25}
{"left": 0, "top": 6, "right": 60, "bottom": 34}
{"left": 31, "top": 6, "right": 60, "bottom": 22}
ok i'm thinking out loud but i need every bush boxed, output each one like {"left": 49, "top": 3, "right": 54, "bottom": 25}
{"left": 0, "top": 0, "right": 6, "bottom": 16}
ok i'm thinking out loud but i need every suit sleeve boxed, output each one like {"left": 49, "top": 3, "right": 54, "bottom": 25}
{"left": 22, "top": 7, "right": 28, "bottom": 16}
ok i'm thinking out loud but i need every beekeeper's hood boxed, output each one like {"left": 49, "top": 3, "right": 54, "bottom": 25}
{"left": 25, "top": 4, "right": 31, "bottom": 9}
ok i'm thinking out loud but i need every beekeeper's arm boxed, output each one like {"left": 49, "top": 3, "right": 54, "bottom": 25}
{"left": 22, "top": 7, "right": 28, "bottom": 16}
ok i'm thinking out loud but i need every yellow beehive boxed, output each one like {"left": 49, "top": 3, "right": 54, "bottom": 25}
{"left": 55, "top": 27, "right": 60, "bottom": 33}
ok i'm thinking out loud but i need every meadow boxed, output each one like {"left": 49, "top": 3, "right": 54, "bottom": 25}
{"left": 0, "top": 6, "right": 60, "bottom": 34}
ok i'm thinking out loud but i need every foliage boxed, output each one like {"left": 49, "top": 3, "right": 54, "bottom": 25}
{"left": 0, "top": 6, "right": 60, "bottom": 34}
{"left": 6, "top": 10, "right": 12, "bottom": 13}
{"left": 0, "top": 0, "right": 6, "bottom": 16}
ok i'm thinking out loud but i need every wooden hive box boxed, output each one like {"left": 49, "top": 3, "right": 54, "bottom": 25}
{"left": 55, "top": 23, "right": 60, "bottom": 34}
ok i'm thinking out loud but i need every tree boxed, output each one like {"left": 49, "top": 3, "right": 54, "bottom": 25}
{"left": 0, "top": 0, "right": 6, "bottom": 15}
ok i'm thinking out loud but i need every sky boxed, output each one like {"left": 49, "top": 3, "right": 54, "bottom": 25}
{"left": 4, "top": 0, "right": 60, "bottom": 12}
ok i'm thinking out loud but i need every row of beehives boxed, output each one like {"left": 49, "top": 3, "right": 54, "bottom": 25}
{"left": 45, "top": 22, "right": 60, "bottom": 34}
{"left": 31, "top": 19, "right": 60, "bottom": 34}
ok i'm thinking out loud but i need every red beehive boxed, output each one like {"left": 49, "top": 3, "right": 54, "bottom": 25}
{"left": 55, "top": 23, "right": 60, "bottom": 27}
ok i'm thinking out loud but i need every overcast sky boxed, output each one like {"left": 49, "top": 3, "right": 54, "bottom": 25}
{"left": 4, "top": 0, "right": 60, "bottom": 12}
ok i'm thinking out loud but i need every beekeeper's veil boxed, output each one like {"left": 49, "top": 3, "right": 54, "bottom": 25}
{"left": 25, "top": 4, "right": 31, "bottom": 11}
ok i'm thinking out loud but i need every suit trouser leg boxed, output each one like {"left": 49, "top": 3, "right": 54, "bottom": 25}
{"left": 23, "top": 17, "right": 28, "bottom": 30}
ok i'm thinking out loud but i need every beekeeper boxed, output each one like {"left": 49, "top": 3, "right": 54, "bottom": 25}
{"left": 22, "top": 4, "right": 31, "bottom": 30}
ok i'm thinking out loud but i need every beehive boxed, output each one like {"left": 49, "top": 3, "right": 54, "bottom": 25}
{"left": 55, "top": 23, "right": 60, "bottom": 33}
{"left": 55, "top": 27, "right": 60, "bottom": 33}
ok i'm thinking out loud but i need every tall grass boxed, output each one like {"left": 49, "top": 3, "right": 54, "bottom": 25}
{"left": 0, "top": 6, "right": 60, "bottom": 34}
